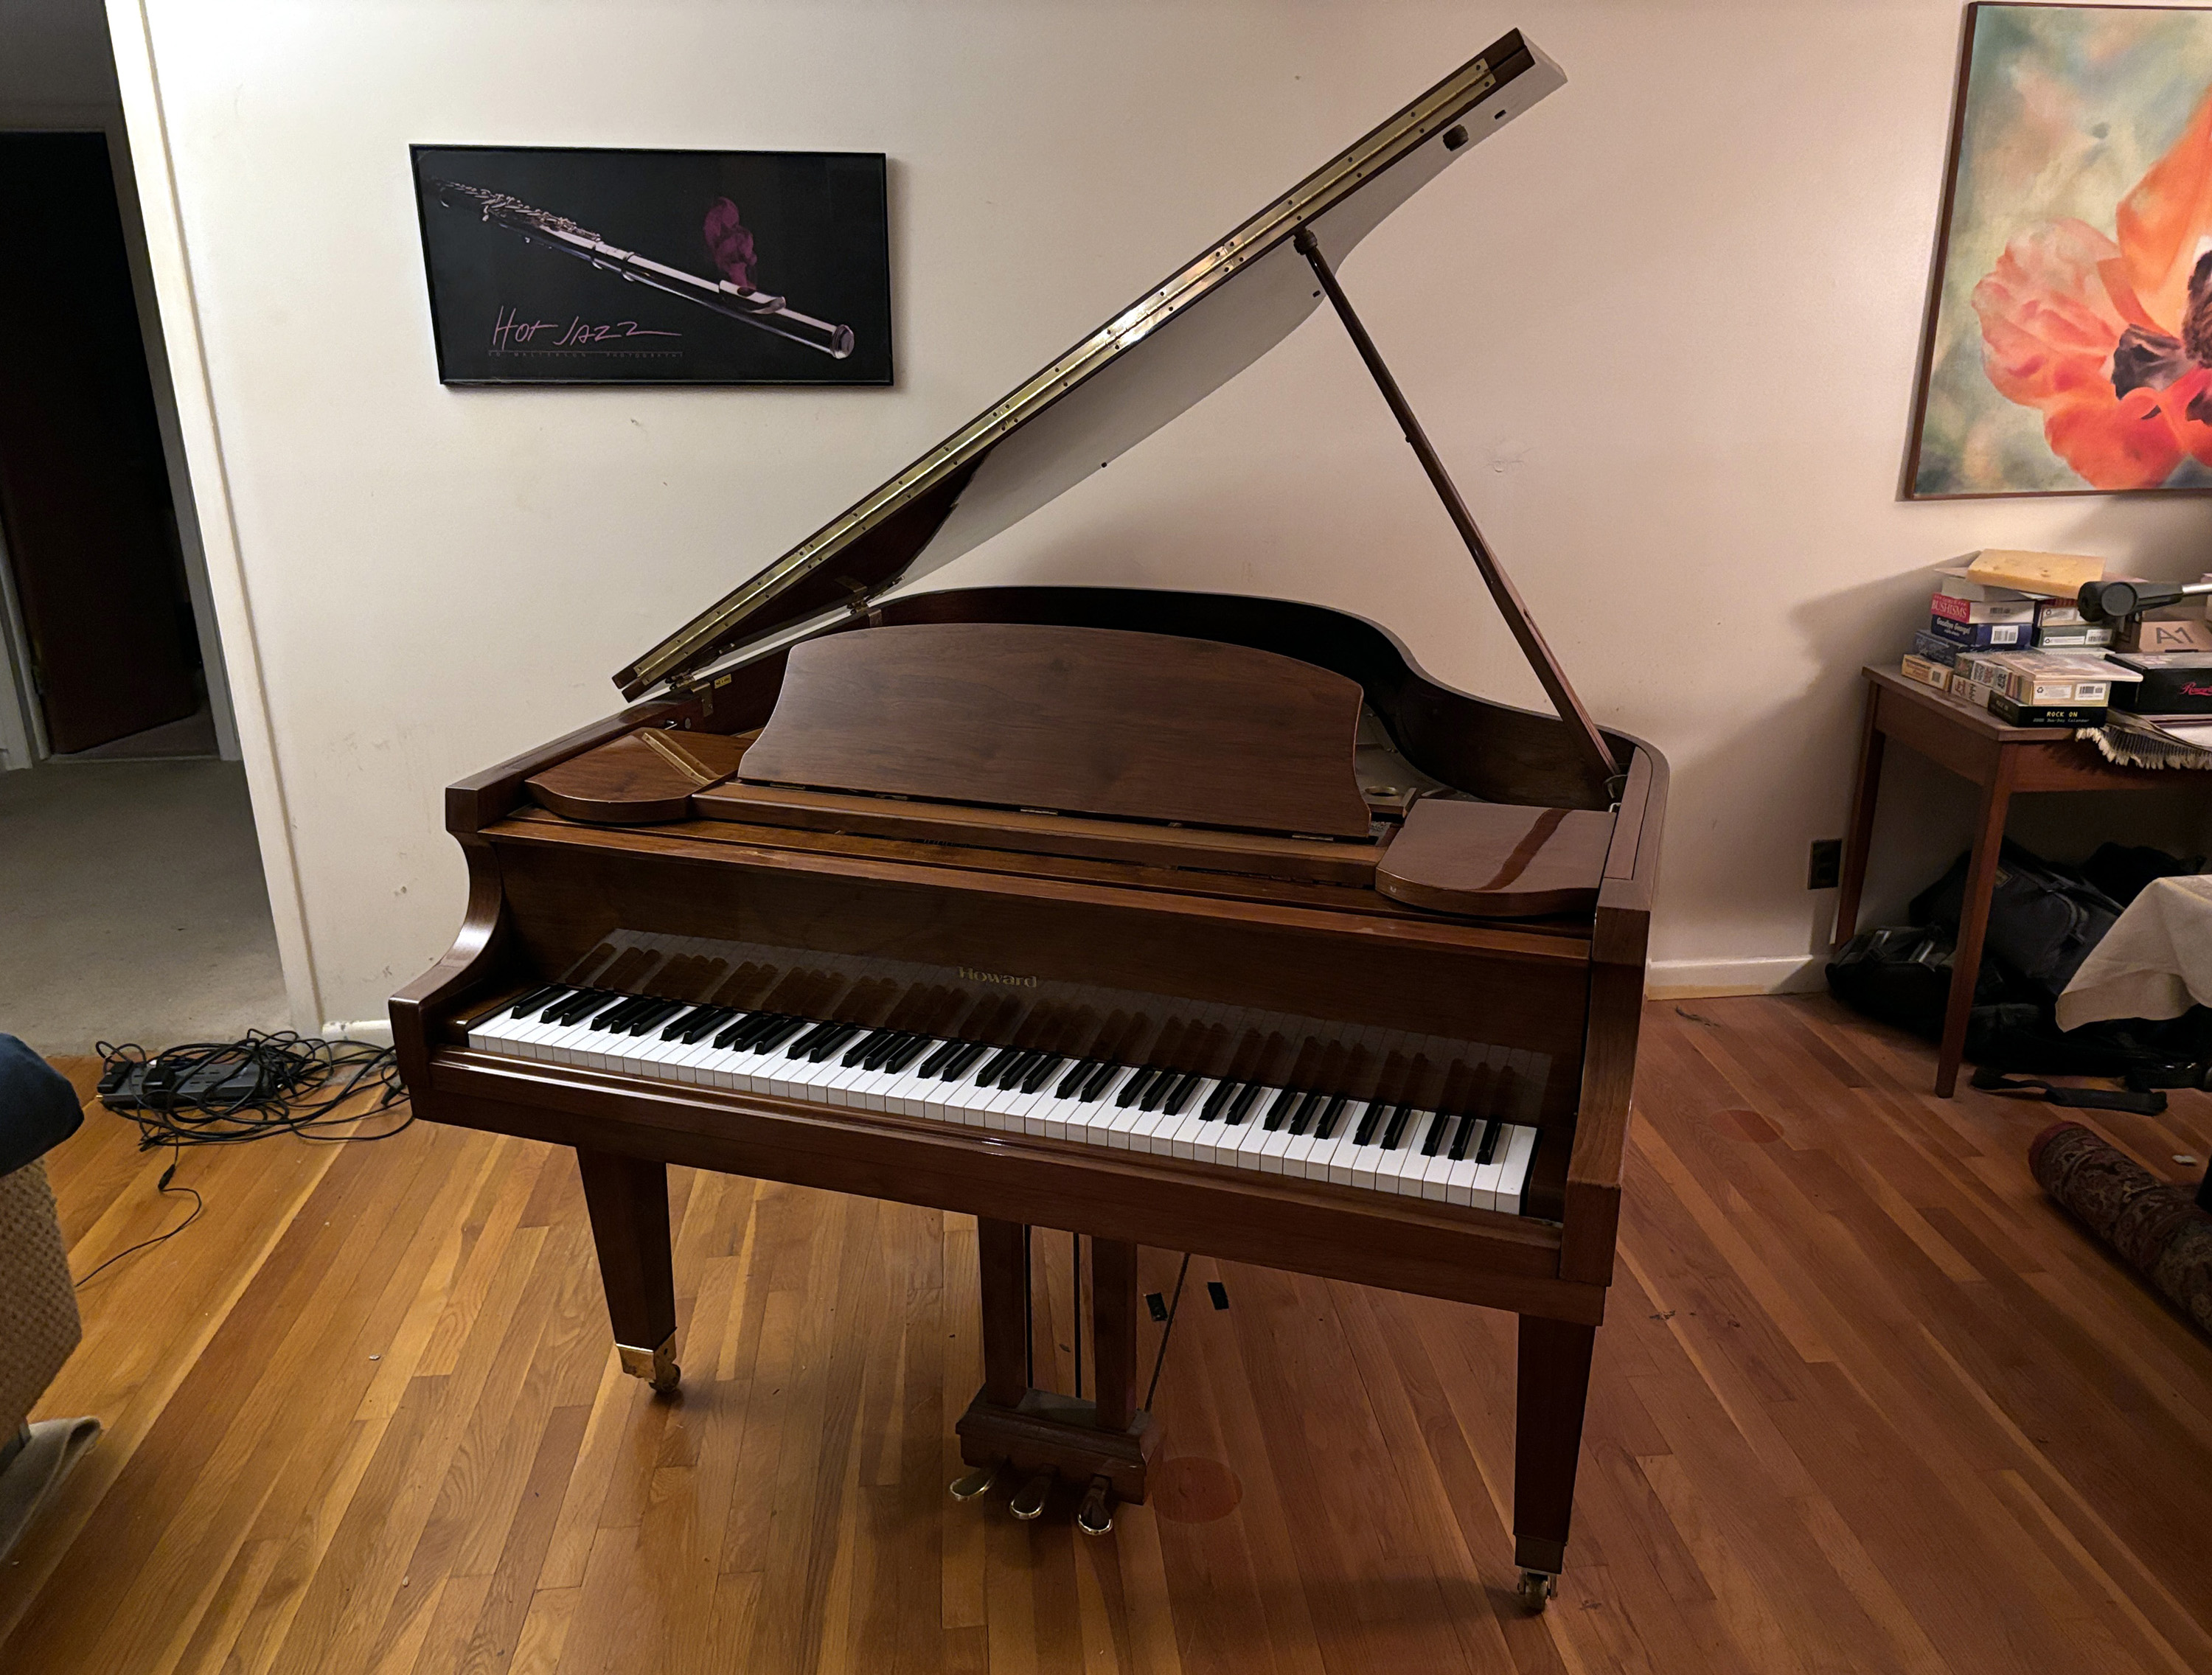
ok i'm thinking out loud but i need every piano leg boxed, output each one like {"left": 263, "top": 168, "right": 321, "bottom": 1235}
{"left": 1512, "top": 1313, "right": 1596, "bottom": 1608}
{"left": 575, "top": 1147, "right": 680, "bottom": 1394}
{"left": 1090, "top": 1237, "right": 1138, "bottom": 1432}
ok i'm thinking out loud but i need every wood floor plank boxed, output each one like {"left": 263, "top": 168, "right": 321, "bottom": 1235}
{"left": 6, "top": 1000, "right": 2211, "bottom": 1674}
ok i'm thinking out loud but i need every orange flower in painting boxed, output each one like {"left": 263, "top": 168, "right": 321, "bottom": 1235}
{"left": 1974, "top": 85, "right": 2212, "bottom": 489}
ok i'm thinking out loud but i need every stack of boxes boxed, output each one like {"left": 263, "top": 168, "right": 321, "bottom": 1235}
{"left": 1896, "top": 560, "right": 2195, "bottom": 728}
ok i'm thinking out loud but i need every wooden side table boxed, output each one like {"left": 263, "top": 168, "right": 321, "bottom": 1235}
{"left": 1832, "top": 666, "right": 2203, "bottom": 1096}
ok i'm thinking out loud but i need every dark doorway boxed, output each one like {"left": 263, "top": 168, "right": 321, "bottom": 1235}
{"left": 0, "top": 130, "right": 198, "bottom": 755}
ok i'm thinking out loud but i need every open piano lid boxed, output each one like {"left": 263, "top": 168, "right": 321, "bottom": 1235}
{"left": 614, "top": 30, "right": 1565, "bottom": 701}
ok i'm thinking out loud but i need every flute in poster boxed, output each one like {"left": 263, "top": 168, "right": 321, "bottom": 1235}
{"left": 431, "top": 179, "right": 855, "bottom": 358}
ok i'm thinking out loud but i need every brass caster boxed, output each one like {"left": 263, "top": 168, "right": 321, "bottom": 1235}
{"left": 1009, "top": 1472, "right": 1053, "bottom": 1521}
{"left": 1076, "top": 1474, "right": 1115, "bottom": 1537}
{"left": 950, "top": 1463, "right": 999, "bottom": 1502}
{"left": 618, "top": 1337, "right": 681, "bottom": 1394}
{"left": 1517, "top": 1570, "right": 1557, "bottom": 1612}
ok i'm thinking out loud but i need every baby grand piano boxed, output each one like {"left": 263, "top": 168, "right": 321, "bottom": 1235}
{"left": 392, "top": 29, "right": 1663, "bottom": 1609}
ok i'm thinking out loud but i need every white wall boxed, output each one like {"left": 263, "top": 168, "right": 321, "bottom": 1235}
{"left": 115, "top": 0, "right": 2212, "bottom": 1025}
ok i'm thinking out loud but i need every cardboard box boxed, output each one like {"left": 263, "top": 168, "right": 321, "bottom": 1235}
{"left": 1926, "top": 614, "right": 2031, "bottom": 649}
{"left": 1900, "top": 654, "right": 1952, "bottom": 694}
{"left": 2117, "top": 616, "right": 2212, "bottom": 654}
{"left": 1931, "top": 591, "right": 2037, "bottom": 626}
{"left": 1961, "top": 549, "right": 2105, "bottom": 596}
{"left": 1961, "top": 650, "right": 2140, "bottom": 708}
{"left": 1988, "top": 693, "right": 2107, "bottom": 727}
{"left": 1910, "top": 630, "right": 1960, "bottom": 666}
{"left": 2110, "top": 652, "right": 2212, "bottom": 714}
{"left": 1934, "top": 566, "right": 2037, "bottom": 604}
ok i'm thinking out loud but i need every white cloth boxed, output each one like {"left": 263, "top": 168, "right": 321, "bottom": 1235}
{"left": 2056, "top": 874, "right": 2212, "bottom": 1029}
{"left": 0, "top": 1415, "right": 100, "bottom": 1561}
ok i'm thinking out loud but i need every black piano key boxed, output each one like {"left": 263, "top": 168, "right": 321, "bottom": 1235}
{"left": 1421, "top": 1110, "right": 1451, "bottom": 1157}
{"left": 1476, "top": 1119, "right": 1504, "bottom": 1165}
{"left": 675, "top": 1006, "right": 733, "bottom": 1043}
{"left": 625, "top": 999, "right": 687, "bottom": 1036}
{"left": 1020, "top": 1054, "right": 1065, "bottom": 1094}
{"left": 942, "top": 1041, "right": 990, "bottom": 1080}
{"left": 1225, "top": 1082, "right": 1264, "bottom": 1124}
{"left": 975, "top": 1046, "right": 1026, "bottom": 1088}
{"left": 807, "top": 1023, "right": 863, "bottom": 1062}
{"left": 1116, "top": 1068, "right": 1161, "bottom": 1109}
{"left": 567, "top": 991, "right": 630, "bottom": 1027}
{"left": 1314, "top": 1094, "right": 1349, "bottom": 1140}
{"left": 1200, "top": 1079, "right": 1238, "bottom": 1121}
{"left": 1054, "top": 1059, "right": 1096, "bottom": 1098}
{"left": 654, "top": 1005, "right": 710, "bottom": 1042}
{"left": 1380, "top": 1104, "right": 1413, "bottom": 1149}
{"left": 916, "top": 1039, "right": 963, "bottom": 1078}
{"left": 1263, "top": 1087, "right": 1301, "bottom": 1130}
{"left": 544, "top": 989, "right": 605, "bottom": 1026}
{"left": 842, "top": 1028, "right": 892, "bottom": 1068}
{"left": 590, "top": 995, "right": 654, "bottom": 1033}
{"left": 531, "top": 988, "right": 584, "bottom": 1025}
{"left": 997, "top": 1050, "right": 1043, "bottom": 1090}
{"left": 1446, "top": 1115, "right": 1478, "bottom": 1161}
{"left": 864, "top": 1030, "right": 915, "bottom": 1069}
{"left": 713, "top": 1011, "right": 771, "bottom": 1050}
{"left": 1138, "top": 1070, "right": 1175, "bottom": 1113}
{"left": 884, "top": 1035, "right": 934, "bottom": 1073}
{"left": 1352, "top": 1101, "right": 1386, "bottom": 1146}
{"left": 1079, "top": 1062, "right": 1124, "bottom": 1102}
{"left": 1162, "top": 1073, "right": 1203, "bottom": 1115}
{"left": 1288, "top": 1090, "right": 1326, "bottom": 1136}
{"left": 784, "top": 1020, "right": 838, "bottom": 1058}
{"left": 753, "top": 1016, "right": 812, "bottom": 1053}
{"left": 503, "top": 985, "right": 566, "bottom": 1021}
{"left": 588, "top": 995, "right": 647, "bottom": 1033}
{"left": 724, "top": 1011, "right": 785, "bottom": 1051}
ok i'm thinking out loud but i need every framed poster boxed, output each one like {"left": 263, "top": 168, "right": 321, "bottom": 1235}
{"left": 410, "top": 145, "right": 892, "bottom": 386}
{"left": 1907, "top": 4, "right": 2212, "bottom": 497}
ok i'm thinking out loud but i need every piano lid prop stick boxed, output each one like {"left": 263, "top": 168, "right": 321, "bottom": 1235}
{"left": 1293, "top": 227, "right": 1618, "bottom": 785}
{"left": 433, "top": 179, "right": 856, "bottom": 359}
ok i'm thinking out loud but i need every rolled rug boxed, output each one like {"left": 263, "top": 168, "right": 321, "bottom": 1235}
{"left": 2030, "top": 1121, "right": 2212, "bottom": 1337}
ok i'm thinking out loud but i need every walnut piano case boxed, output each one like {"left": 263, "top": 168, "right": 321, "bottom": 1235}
{"left": 392, "top": 26, "right": 1663, "bottom": 1607}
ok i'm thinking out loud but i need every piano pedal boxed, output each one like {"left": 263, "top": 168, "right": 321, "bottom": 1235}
{"left": 1517, "top": 1570, "right": 1557, "bottom": 1612}
{"left": 949, "top": 1463, "right": 1000, "bottom": 1501}
{"left": 1009, "top": 1472, "right": 1054, "bottom": 1521}
{"left": 1076, "top": 1474, "right": 1115, "bottom": 1537}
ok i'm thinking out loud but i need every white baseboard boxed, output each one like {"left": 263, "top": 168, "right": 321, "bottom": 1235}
{"left": 1645, "top": 955, "right": 1827, "bottom": 1000}
{"left": 324, "top": 1017, "right": 394, "bottom": 1048}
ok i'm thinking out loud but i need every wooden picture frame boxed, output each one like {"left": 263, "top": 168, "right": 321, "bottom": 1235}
{"left": 1905, "top": 4, "right": 2212, "bottom": 498}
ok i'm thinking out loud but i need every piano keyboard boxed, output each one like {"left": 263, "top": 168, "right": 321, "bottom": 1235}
{"left": 465, "top": 986, "right": 1540, "bottom": 1213}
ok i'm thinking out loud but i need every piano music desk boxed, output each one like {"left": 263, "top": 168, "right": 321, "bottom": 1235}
{"left": 1832, "top": 666, "right": 2204, "bottom": 1096}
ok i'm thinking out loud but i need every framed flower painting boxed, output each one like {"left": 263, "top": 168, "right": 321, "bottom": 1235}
{"left": 1907, "top": 4, "right": 2212, "bottom": 496}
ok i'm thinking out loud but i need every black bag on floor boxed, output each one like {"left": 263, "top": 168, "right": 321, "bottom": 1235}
{"left": 1907, "top": 840, "right": 2122, "bottom": 1005}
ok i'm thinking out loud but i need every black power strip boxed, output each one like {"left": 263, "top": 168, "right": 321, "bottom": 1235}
{"left": 97, "top": 1054, "right": 274, "bottom": 1112}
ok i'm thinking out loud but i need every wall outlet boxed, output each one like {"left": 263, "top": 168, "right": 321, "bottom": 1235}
{"left": 1807, "top": 838, "right": 1842, "bottom": 891}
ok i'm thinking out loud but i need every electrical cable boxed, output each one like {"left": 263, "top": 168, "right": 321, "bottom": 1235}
{"left": 94, "top": 1031, "right": 411, "bottom": 1147}
{"left": 75, "top": 1032, "right": 411, "bottom": 1283}
{"left": 1143, "top": 1253, "right": 1194, "bottom": 1413}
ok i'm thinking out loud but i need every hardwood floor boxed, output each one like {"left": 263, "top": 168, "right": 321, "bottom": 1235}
{"left": 4, "top": 995, "right": 2210, "bottom": 1674}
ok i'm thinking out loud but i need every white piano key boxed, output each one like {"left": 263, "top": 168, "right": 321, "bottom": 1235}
{"left": 1494, "top": 1124, "right": 1537, "bottom": 1215}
